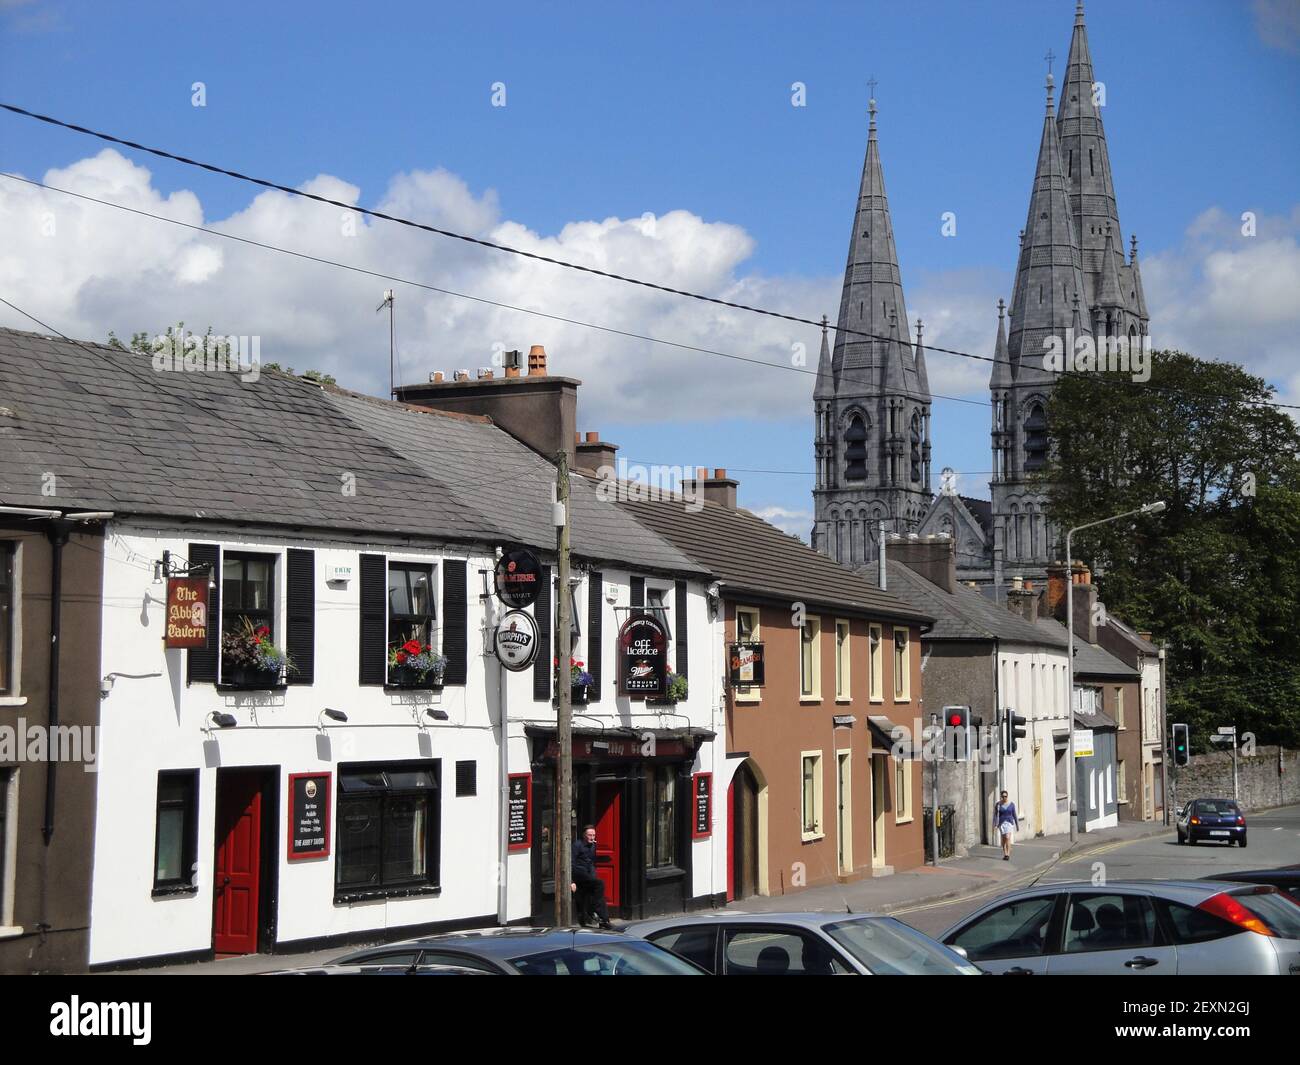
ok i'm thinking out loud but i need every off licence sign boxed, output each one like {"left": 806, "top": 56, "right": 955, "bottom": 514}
{"left": 617, "top": 612, "right": 669, "bottom": 697}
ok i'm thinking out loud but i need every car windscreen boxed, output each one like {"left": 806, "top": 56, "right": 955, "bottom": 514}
{"left": 1194, "top": 801, "right": 1240, "bottom": 816}
{"left": 1233, "top": 890, "right": 1300, "bottom": 939}
{"left": 506, "top": 940, "right": 706, "bottom": 975}
{"left": 824, "top": 917, "right": 981, "bottom": 975}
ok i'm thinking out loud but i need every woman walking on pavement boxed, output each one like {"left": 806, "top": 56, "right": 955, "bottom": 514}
{"left": 995, "top": 790, "right": 1019, "bottom": 860}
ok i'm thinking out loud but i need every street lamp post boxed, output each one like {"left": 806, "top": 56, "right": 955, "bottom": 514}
{"left": 1065, "top": 501, "right": 1166, "bottom": 843}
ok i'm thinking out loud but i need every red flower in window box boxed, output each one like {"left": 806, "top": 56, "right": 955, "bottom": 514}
{"left": 402, "top": 639, "right": 424, "bottom": 656}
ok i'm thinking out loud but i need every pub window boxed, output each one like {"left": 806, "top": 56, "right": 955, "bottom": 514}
{"left": 893, "top": 629, "right": 911, "bottom": 701}
{"left": 1115, "top": 687, "right": 1125, "bottom": 729}
{"left": 153, "top": 770, "right": 199, "bottom": 894}
{"left": 644, "top": 586, "right": 672, "bottom": 639}
{"left": 455, "top": 760, "right": 477, "bottom": 797}
{"left": 800, "top": 752, "right": 823, "bottom": 840}
{"left": 868, "top": 624, "right": 883, "bottom": 701}
{"left": 221, "top": 552, "right": 276, "bottom": 671}
{"left": 835, "top": 620, "right": 850, "bottom": 700}
{"left": 644, "top": 766, "right": 677, "bottom": 870}
{"left": 0, "top": 542, "right": 13, "bottom": 696}
{"left": 800, "top": 617, "right": 821, "bottom": 699}
{"left": 336, "top": 763, "right": 441, "bottom": 896}
{"left": 388, "top": 562, "right": 437, "bottom": 651}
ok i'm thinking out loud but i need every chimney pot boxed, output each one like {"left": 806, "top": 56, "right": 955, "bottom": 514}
{"left": 454, "top": 369, "right": 470, "bottom": 382}
{"left": 574, "top": 432, "right": 581, "bottom": 444}
{"left": 714, "top": 467, "right": 726, "bottom": 479}
{"left": 477, "top": 367, "right": 494, "bottom": 380}
{"left": 697, "top": 466, "right": 707, "bottom": 479}
{"left": 431, "top": 371, "right": 444, "bottom": 383}
{"left": 586, "top": 431, "right": 599, "bottom": 443}
{"left": 527, "top": 345, "right": 547, "bottom": 376}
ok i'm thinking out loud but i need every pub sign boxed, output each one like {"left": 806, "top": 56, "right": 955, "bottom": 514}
{"left": 164, "top": 577, "right": 209, "bottom": 648}
{"left": 287, "top": 772, "right": 331, "bottom": 860}
{"left": 494, "top": 548, "right": 542, "bottom": 609}
{"left": 617, "top": 611, "right": 669, "bottom": 697}
{"left": 728, "top": 641, "right": 765, "bottom": 688}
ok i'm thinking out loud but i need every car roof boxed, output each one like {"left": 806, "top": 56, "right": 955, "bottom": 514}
{"left": 338, "top": 927, "right": 634, "bottom": 961}
{"left": 624, "top": 911, "right": 890, "bottom": 934}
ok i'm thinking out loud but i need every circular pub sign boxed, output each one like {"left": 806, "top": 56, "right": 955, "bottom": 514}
{"left": 494, "top": 549, "right": 542, "bottom": 609}
{"left": 494, "top": 609, "right": 540, "bottom": 672}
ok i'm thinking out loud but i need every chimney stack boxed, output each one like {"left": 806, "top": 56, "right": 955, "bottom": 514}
{"left": 453, "top": 369, "right": 470, "bottom": 382}
{"left": 681, "top": 467, "right": 739, "bottom": 509}
{"left": 574, "top": 429, "right": 619, "bottom": 475}
{"left": 1006, "top": 578, "right": 1040, "bottom": 625}
{"left": 888, "top": 533, "right": 957, "bottom": 594}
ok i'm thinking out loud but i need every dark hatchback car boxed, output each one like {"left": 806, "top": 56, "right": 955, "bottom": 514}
{"left": 327, "top": 927, "right": 706, "bottom": 975}
{"left": 1177, "top": 798, "right": 1247, "bottom": 846}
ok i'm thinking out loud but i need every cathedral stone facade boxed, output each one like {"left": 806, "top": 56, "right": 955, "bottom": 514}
{"left": 813, "top": 2, "right": 1148, "bottom": 589}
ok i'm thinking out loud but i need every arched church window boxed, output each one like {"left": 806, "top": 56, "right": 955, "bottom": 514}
{"left": 909, "top": 411, "right": 922, "bottom": 482}
{"left": 845, "top": 415, "right": 868, "bottom": 481}
{"left": 1024, "top": 403, "right": 1048, "bottom": 472}
{"left": 1009, "top": 504, "right": 1020, "bottom": 560}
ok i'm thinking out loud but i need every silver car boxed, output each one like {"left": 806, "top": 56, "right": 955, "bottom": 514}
{"left": 625, "top": 911, "right": 982, "bottom": 975}
{"left": 939, "top": 879, "right": 1300, "bottom": 975}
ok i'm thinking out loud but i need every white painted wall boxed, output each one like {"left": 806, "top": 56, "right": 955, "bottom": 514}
{"left": 89, "top": 521, "right": 722, "bottom": 965}
{"left": 997, "top": 644, "right": 1071, "bottom": 838}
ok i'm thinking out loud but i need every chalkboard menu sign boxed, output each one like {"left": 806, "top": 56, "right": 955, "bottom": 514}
{"left": 507, "top": 773, "right": 532, "bottom": 852}
{"left": 692, "top": 772, "right": 712, "bottom": 840}
{"left": 617, "top": 612, "right": 669, "bottom": 697}
{"left": 287, "top": 772, "right": 331, "bottom": 860}
{"left": 728, "top": 642, "right": 765, "bottom": 688}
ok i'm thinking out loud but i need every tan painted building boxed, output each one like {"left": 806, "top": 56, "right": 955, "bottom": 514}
{"left": 618, "top": 472, "right": 931, "bottom": 899}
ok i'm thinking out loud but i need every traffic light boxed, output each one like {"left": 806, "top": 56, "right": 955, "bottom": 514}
{"left": 944, "top": 705, "right": 971, "bottom": 761}
{"left": 1004, "top": 709, "right": 1027, "bottom": 755}
{"left": 1172, "top": 723, "right": 1190, "bottom": 767}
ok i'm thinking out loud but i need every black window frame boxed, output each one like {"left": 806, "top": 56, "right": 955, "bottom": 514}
{"left": 387, "top": 561, "right": 438, "bottom": 654}
{"left": 455, "top": 759, "right": 477, "bottom": 797}
{"left": 335, "top": 761, "right": 442, "bottom": 900}
{"left": 152, "top": 770, "right": 199, "bottom": 896}
{"left": 0, "top": 541, "right": 13, "bottom": 696}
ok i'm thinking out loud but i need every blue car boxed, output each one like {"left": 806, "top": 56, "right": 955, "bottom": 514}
{"left": 1176, "top": 798, "right": 1247, "bottom": 847}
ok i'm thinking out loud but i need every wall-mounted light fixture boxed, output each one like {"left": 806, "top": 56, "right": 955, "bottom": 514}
{"left": 425, "top": 708, "right": 449, "bottom": 721}
{"left": 99, "top": 671, "right": 163, "bottom": 699}
{"left": 322, "top": 707, "right": 349, "bottom": 724}
{"left": 207, "top": 711, "right": 237, "bottom": 729}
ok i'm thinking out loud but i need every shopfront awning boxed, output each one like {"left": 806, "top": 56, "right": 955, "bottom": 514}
{"left": 526, "top": 724, "right": 716, "bottom": 763}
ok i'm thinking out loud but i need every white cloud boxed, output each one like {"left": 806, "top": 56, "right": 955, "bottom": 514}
{"left": 1143, "top": 205, "right": 1300, "bottom": 406}
{"left": 750, "top": 505, "right": 814, "bottom": 542}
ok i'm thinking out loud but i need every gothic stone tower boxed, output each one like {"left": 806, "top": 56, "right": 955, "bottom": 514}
{"left": 989, "top": 1, "right": 1149, "bottom": 584}
{"left": 813, "top": 100, "right": 932, "bottom": 568}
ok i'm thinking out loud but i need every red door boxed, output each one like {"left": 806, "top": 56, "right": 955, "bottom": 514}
{"left": 213, "top": 772, "right": 263, "bottom": 955}
{"left": 594, "top": 783, "right": 621, "bottom": 909}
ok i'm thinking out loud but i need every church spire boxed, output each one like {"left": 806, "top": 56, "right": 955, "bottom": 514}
{"left": 1006, "top": 72, "right": 1090, "bottom": 385}
{"left": 814, "top": 314, "right": 834, "bottom": 400}
{"left": 913, "top": 318, "right": 929, "bottom": 397}
{"left": 990, "top": 298, "right": 1014, "bottom": 389}
{"left": 831, "top": 95, "right": 912, "bottom": 382}
{"left": 1129, "top": 233, "right": 1148, "bottom": 319}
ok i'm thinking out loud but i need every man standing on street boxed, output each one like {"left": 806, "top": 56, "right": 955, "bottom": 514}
{"left": 995, "top": 790, "right": 1020, "bottom": 860}
{"left": 571, "top": 824, "right": 613, "bottom": 928}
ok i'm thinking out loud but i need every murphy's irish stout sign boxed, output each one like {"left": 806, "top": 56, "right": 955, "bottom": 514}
{"left": 164, "top": 577, "right": 209, "bottom": 648}
{"left": 617, "top": 611, "right": 669, "bottom": 697}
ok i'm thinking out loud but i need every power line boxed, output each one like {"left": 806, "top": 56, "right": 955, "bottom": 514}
{"left": 7, "top": 102, "right": 1298, "bottom": 416}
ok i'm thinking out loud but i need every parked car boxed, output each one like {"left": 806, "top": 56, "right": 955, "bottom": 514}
{"left": 328, "top": 927, "right": 707, "bottom": 975}
{"left": 1201, "top": 866, "right": 1300, "bottom": 904}
{"left": 267, "top": 962, "right": 490, "bottom": 975}
{"left": 939, "top": 880, "right": 1300, "bottom": 974}
{"left": 624, "top": 912, "right": 982, "bottom": 975}
{"left": 1176, "top": 798, "right": 1247, "bottom": 846}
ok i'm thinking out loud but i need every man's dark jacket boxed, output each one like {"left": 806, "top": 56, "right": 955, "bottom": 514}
{"left": 572, "top": 839, "right": 598, "bottom": 883}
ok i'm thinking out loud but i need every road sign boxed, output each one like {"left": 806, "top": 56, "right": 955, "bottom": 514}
{"left": 1217, "top": 726, "right": 1237, "bottom": 735}
{"left": 1209, "top": 734, "right": 1236, "bottom": 745}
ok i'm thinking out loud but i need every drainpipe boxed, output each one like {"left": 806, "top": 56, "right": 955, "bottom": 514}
{"left": 42, "top": 518, "right": 74, "bottom": 844}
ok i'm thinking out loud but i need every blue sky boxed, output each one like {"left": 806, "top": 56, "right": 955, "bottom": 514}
{"left": 2, "top": 0, "right": 1298, "bottom": 534}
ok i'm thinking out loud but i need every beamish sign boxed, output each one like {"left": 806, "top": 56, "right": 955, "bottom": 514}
{"left": 164, "top": 578, "right": 209, "bottom": 648}
{"left": 494, "top": 549, "right": 542, "bottom": 609}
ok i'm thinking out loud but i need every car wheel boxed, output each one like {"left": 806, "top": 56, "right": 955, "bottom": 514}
{"left": 1187, "top": 833, "right": 1196, "bottom": 846}
{"left": 1238, "top": 837, "right": 1247, "bottom": 848}
{"left": 1177, "top": 829, "right": 1184, "bottom": 844}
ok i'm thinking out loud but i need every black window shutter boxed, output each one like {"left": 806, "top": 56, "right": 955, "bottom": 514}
{"left": 186, "top": 543, "right": 220, "bottom": 684}
{"left": 455, "top": 760, "right": 477, "bottom": 797}
{"left": 631, "top": 576, "right": 645, "bottom": 608}
{"left": 442, "top": 560, "right": 468, "bottom": 686}
{"left": 533, "top": 564, "right": 552, "bottom": 702}
{"left": 286, "top": 548, "right": 315, "bottom": 685}
{"left": 587, "top": 572, "right": 603, "bottom": 703}
{"left": 358, "top": 553, "right": 387, "bottom": 685}
{"left": 674, "top": 579, "right": 689, "bottom": 677}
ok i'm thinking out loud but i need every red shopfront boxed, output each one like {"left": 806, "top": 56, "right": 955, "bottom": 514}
{"left": 527, "top": 727, "right": 715, "bottom": 922}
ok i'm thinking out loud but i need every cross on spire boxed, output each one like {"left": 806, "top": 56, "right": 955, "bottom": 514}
{"left": 1044, "top": 48, "right": 1056, "bottom": 76}
{"left": 867, "top": 75, "right": 878, "bottom": 97}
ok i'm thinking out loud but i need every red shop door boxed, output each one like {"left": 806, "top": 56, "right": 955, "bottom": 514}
{"left": 213, "top": 772, "right": 263, "bottom": 955}
{"left": 594, "top": 782, "right": 621, "bottom": 909}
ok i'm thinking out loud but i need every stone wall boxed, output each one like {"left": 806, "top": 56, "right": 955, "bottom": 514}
{"left": 1172, "top": 745, "right": 1299, "bottom": 813}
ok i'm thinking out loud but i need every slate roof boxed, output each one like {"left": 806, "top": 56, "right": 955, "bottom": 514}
{"left": 0, "top": 327, "right": 702, "bottom": 575}
{"left": 615, "top": 494, "right": 931, "bottom": 625}
{"left": 885, "top": 562, "right": 1066, "bottom": 646}
{"left": 1102, "top": 614, "right": 1159, "bottom": 657}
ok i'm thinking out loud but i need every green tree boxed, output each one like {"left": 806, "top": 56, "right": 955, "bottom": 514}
{"left": 1042, "top": 350, "right": 1300, "bottom": 749}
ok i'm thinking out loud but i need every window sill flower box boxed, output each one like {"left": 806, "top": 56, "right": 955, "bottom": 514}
{"left": 387, "top": 641, "right": 447, "bottom": 690}
{"left": 386, "top": 664, "right": 445, "bottom": 691}
{"left": 219, "top": 663, "right": 286, "bottom": 690}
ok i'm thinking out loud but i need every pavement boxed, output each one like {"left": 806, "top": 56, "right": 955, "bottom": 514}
{"left": 724, "top": 816, "right": 1176, "bottom": 920}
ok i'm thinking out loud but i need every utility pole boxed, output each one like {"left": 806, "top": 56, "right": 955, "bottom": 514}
{"left": 553, "top": 449, "right": 573, "bottom": 927}
{"left": 929, "top": 712, "right": 940, "bottom": 866}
